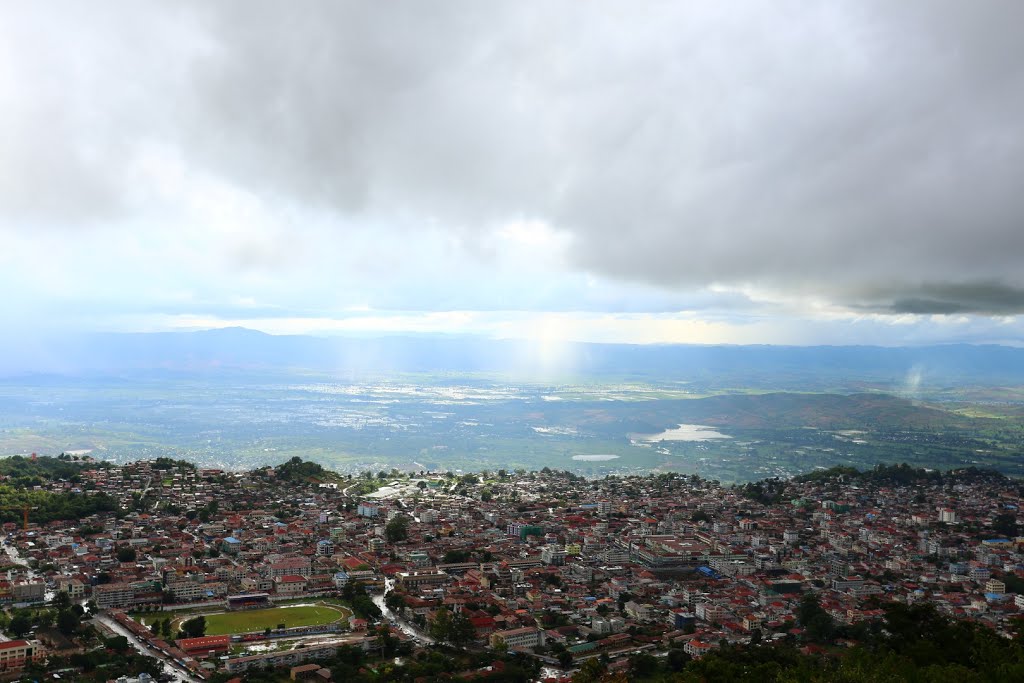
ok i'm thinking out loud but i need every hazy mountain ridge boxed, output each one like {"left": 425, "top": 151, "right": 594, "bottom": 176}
{"left": 3, "top": 328, "right": 1024, "bottom": 389}
{"left": 675, "top": 392, "right": 971, "bottom": 430}
{"left": 537, "top": 392, "right": 974, "bottom": 433}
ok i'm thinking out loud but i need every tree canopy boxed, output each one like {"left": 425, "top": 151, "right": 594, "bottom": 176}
{"left": 385, "top": 515, "right": 409, "bottom": 543}
{"left": 0, "top": 485, "right": 116, "bottom": 525}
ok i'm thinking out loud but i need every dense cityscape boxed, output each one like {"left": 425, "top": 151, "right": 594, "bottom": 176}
{"left": 0, "top": 454, "right": 1023, "bottom": 681}
{"left": 6, "top": 1, "right": 1024, "bottom": 682}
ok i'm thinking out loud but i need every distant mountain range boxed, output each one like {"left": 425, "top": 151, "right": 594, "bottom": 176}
{"left": 2, "top": 327, "right": 1023, "bottom": 387}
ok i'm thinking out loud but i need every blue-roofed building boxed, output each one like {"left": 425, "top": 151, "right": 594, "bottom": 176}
{"left": 697, "top": 566, "right": 721, "bottom": 579}
{"left": 221, "top": 536, "right": 241, "bottom": 554}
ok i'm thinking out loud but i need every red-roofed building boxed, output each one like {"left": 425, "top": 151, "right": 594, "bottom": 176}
{"left": 0, "top": 640, "right": 44, "bottom": 672}
{"left": 684, "top": 639, "right": 715, "bottom": 658}
{"left": 470, "top": 614, "right": 496, "bottom": 637}
{"left": 177, "top": 635, "right": 231, "bottom": 656}
{"left": 342, "top": 557, "right": 367, "bottom": 571}
{"left": 275, "top": 575, "right": 308, "bottom": 595}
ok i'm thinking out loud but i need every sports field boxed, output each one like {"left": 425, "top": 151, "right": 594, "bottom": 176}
{"left": 198, "top": 604, "right": 350, "bottom": 636}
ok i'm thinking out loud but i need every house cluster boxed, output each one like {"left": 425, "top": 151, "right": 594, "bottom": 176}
{"left": 5, "top": 460, "right": 1024, "bottom": 674}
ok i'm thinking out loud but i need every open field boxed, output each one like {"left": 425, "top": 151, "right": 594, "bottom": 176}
{"left": 4, "top": 372, "right": 1024, "bottom": 481}
{"left": 197, "top": 604, "right": 349, "bottom": 636}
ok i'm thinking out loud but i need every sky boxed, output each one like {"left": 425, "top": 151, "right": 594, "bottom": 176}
{"left": 2, "top": 1, "right": 1024, "bottom": 346}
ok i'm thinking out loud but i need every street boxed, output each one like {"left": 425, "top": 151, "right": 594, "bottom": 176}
{"left": 91, "top": 612, "right": 203, "bottom": 683}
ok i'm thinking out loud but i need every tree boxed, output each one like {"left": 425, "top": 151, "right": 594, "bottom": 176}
{"left": 449, "top": 610, "right": 476, "bottom": 646}
{"left": 36, "top": 610, "right": 54, "bottom": 629}
{"left": 103, "top": 635, "right": 130, "bottom": 652}
{"left": 798, "top": 593, "right": 835, "bottom": 644}
{"left": 116, "top": 546, "right": 137, "bottom": 562}
{"left": 346, "top": 582, "right": 382, "bottom": 620}
{"left": 57, "top": 610, "right": 80, "bottom": 636}
{"left": 385, "top": 516, "right": 409, "bottom": 543}
{"left": 385, "top": 592, "right": 406, "bottom": 613}
{"left": 993, "top": 512, "right": 1018, "bottom": 538}
{"left": 9, "top": 614, "right": 31, "bottom": 638}
{"left": 52, "top": 590, "right": 72, "bottom": 611}
{"left": 666, "top": 646, "right": 691, "bottom": 671}
{"left": 572, "top": 657, "right": 606, "bottom": 683}
{"left": 180, "top": 615, "right": 206, "bottom": 639}
{"left": 443, "top": 549, "right": 470, "bottom": 563}
{"left": 628, "top": 653, "right": 658, "bottom": 678}
{"left": 429, "top": 607, "right": 453, "bottom": 642}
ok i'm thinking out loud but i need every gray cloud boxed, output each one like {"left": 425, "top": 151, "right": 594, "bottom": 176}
{"left": 857, "top": 282, "right": 1024, "bottom": 315}
{"left": 2, "top": 1, "right": 1024, "bottom": 315}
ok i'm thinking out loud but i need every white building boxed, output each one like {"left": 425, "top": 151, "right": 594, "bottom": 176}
{"left": 94, "top": 583, "right": 135, "bottom": 609}
{"left": 357, "top": 503, "right": 380, "bottom": 518}
{"left": 490, "top": 626, "right": 545, "bottom": 650}
{"left": 541, "top": 546, "right": 566, "bottom": 566}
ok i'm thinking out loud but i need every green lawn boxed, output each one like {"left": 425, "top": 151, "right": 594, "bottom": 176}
{"left": 197, "top": 604, "right": 350, "bottom": 636}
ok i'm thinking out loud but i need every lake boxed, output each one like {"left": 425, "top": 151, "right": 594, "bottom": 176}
{"left": 636, "top": 424, "right": 731, "bottom": 442}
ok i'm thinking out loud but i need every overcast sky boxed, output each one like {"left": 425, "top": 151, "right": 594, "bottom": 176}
{"left": 2, "top": 1, "right": 1024, "bottom": 346}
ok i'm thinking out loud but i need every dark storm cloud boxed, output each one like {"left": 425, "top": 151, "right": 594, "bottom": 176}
{"left": 860, "top": 283, "right": 1024, "bottom": 315}
{"left": 3, "top": 1, "right": 1024, "bottom": 315}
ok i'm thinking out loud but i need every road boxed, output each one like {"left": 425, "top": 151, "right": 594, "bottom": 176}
{"left": 372, "top": 578, "right": 434, "bottom": 645}
{"left": 5, "top": 541, "right": 200, "bottom": 682}
{"left": 341, "top": 480, "right": 364, "bottom": 498}
{"left": 371, "top": 579, "right": 564, "bottom": 682}
{"left": 92, "top": 612, "right": 203, "bottom": 683}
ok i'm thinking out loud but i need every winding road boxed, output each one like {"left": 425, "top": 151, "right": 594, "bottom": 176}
{"left": 371, "top": 578, "right": 434, "bottom": 645}
{"left": 5, "top": 540, "right": 200, "bottom": 682}
{"left": 91, "top": 612, "right": 203, "bottom": 683}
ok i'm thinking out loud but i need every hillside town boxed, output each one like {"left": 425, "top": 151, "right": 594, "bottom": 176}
{"left": 2, "top": 456, "right": 1024, "bottom": 681}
